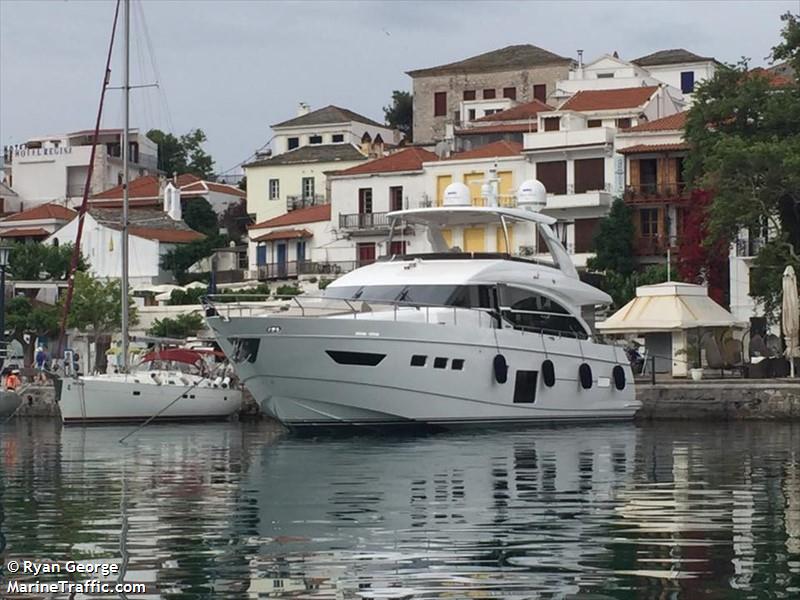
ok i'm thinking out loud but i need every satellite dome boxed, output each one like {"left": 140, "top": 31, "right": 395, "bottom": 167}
{"left": 517, "top": 179, "right": 547, "bottom": 212}
{"left": 442, "top": 182, "right": 471, "bottom": 207}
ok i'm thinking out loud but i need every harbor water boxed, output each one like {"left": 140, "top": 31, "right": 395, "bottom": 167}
{"left": 1, "top": 420, "right": 799, "bottom": 598}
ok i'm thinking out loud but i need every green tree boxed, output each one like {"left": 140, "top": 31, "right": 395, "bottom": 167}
{"left": 66, "top": 272, "right": 138, "bottom": 373}
{"left": 8, "top": 242, "right": 87, "bottom": 282}
{"left": 161, "top": 234, "right": 225, "bottom": 284}
{"left": 147, "top": 313, "right": 205, "bottom": 338}
{"left": 146, "top": 128, "right": 215, "bottom": 179}
{"left": 684, "top": 12, "right": 800, "bottom": 319}
{"left": 237, "top": 176, "right": 247, "bottom": 192}
{"left": 5, "top": 296, "right": 59, "bottom": 367}
{"left": 383, "top": 90, "right": 413, "bottom": 141}
{"left": 219, "top": 201, "right": 250, "bottom": 243}
{"left": 586, "top": 197, "right": 636, "bottom": 277}
{"left": 183, "top": 198, "right": 218, "bottom": 236}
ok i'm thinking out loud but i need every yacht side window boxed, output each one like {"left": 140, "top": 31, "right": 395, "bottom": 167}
{"left": 232, "top": 338, "right": 260, "bottom": 363}
{"left": 498, "top": 286, "right": 588, "bottom": 339}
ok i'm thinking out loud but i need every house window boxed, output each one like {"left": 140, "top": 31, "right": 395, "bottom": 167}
{"left": 357, "top": 242, "right": 376, "bottom": 267}
{"left": 296, "top": 240, "right": 306, "bottom": 262}
{"left": 681, "top": 71, "right": 695, "bottom": 94}
{"left": 269, "top": 178, "right": 280, "bottom": 200}
{"left": 302, "top": 177, "right": 315, "bottom": 199}
{"left": 463, "top": 90, "right": 476, "bottom": 101}
{"left": 256, "top": 244, "right": 267, "bottom": 266}
{"left": 483, "top": 88, "right": 496, "bottom": 99}
{"left": 640, "top": 208, "right": 659, "bottom": 236}
{"left": 389, "top": 186, "right": 403, "bottom": 211}
{"left": 332, "top": 133, "right": 344, "bottom": 143}
{"left": 616, "top": 118, "right": 632, "bottom": 129}
{"left": 597, "top": 72, "right": 615, "bottom": 79}
{"left": 358, "top": 188, "right": 373, "bottom": 214}
{"left": 309, "top": 135, "right": 322, "bottom": 144}
{"left": 543, "top": 117, "right": 560, "bottom": 132}
{"left": 468, "top": 109, "right": 476, "bottom": 121}
{"left": 434, "top": 92, "right": 447, "bottom": 117}
{"left": 389, "top": 240, "right": 407, "bottom": 256}
{"left": 587, "top": 119, "right": 602, "bottom": 128}
{"left": 533, "top": 84, "right": 547, "bottom": 102}
{"left": 536, "top": 160, "right": 567, "bottom": 195}
{"left": 503, "top": 87, "right": 516, "bottom": 100}
{"left": 574, "top": 158, "right": 605, "bottom": 193}
{"left": 287, "top": 137, "right": 299, "bottom": 150}
{"left": 639, "top": 158, "right": 658, "bottom": 193}
{"left": 574, "top": 218, "right": 601, "bottom": 253}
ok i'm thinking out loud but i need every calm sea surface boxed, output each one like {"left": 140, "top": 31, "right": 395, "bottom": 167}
{"left": 1, "top": 420, "right": 799, "bottom": 599}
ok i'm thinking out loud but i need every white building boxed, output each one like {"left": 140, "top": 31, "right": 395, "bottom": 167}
{"left": 631, "top": 49, "right": 718, "bottom": 104}
{"left": 454, "top": 99, "right": 553, "bottom": 151}
{"left": 328, "top": 147, "right": 439, "bottom": 265}
{"left": 48, "top": 184, "right": 204, "bottom": 286}
{"left": 244, "top": 104, "right": 400, "bottom": 225}
{"left": 2, "top": 129, "right": 158, "bottom": 209}
{"left": 0, "top": 203, "right": 76, "bottom": 242}
{"left": 0, "top": 181, "right": 22, "bottom": 215}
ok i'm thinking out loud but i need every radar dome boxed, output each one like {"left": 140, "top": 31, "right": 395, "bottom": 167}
{"left": 442, "top": 182, "right": 471, "bottom": 207}
{"left": 517, "top": 179, "right": 547, "bottom": 212}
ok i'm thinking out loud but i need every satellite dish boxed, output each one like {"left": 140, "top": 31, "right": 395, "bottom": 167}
{"left": 442, "top": 182, "right": 471, "bottom": 207}
{"left": 517, "top": 179, "right": 547, "bottom": 212}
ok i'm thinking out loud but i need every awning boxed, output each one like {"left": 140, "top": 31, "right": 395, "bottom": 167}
{"left": 251, "top": 228, "right": 312, "bottom": 242}
{"left": 597, "top": 281, "right": 745, "bottom": 333}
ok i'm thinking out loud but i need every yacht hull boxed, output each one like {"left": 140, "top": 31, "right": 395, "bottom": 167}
{"left": 209, "top": 315, "right": 639, "bottom": 428}
{"left": 59, "top": 375, "right": 242, "bottom": 424}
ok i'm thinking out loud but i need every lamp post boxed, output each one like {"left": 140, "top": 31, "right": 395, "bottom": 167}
{"left": 0, "top": 243, "right": 11, "bottom": 370}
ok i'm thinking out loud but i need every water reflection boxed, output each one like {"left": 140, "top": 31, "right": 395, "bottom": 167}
{"left": 0, "top": 421, "right": 798, "bottom": 598}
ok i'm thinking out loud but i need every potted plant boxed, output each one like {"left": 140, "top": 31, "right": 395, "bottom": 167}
{"left": 676, "top": 330, "right": 704, "bottom": 381}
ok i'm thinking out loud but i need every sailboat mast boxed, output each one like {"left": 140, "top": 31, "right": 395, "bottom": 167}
{"left": 121, "top": 0, "right": 130, "bottom": 372}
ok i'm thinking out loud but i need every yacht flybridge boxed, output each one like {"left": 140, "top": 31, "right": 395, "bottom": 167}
{"left": 207, "top": 179, "right": 639, "bottom": 428}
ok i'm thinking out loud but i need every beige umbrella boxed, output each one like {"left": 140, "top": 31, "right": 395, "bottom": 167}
{"left": 783, "top": 265, "right": 799, "bottom": 378}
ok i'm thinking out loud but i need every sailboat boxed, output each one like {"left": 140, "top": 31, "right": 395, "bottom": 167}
{"left": 58, "top": 0, "right": 241, "bottom": 424}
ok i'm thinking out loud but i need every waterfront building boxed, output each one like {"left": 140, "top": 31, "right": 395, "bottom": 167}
{"left": 0, "top": 203, "right": 77, "bottom": 243}
{"left": 454, "top": 99, "right": 553, "bottom": 151}
{"left": 1, "top": 129, "right": 158, "bottom": 209}
{"left": 631, "top": 49, "right": 718, "bottom": 104}
{"left": 0, "top": 181, "right": 21, "bottom": 216}
{"left": 407, "top": 45, "right": 574, "bottom": 144}
{"left": 244, "top": 104, "right": 398, "bottom": 225}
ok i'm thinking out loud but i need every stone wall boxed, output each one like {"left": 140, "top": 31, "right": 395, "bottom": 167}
{"left": 636, "top": 382, "right": 800, "bottom": 420}
{"left": 412, "top": 64, "right": 572, "bottom": 144}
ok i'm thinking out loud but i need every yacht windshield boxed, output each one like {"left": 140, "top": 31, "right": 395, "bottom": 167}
{"left": 324, "top": 284, "right": 493, "bottom": 308}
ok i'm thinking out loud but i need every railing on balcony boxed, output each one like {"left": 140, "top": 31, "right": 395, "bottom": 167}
{"left": 338, "top": 212, "right": 391, "bottom": 230}
{"left": 565, "top": 182, "right": 613, "bottom": 195}
{"left": 735, "top": 237, "right": 766, "bottom": 258}
{"left": 256, "top": 260, "right": 358, "bottom": 280}
{"left": 624, "top": 182, "right": 689, "bottom": 203}
{"left": 286, "top": 194, "right": 326, "bottom": 211}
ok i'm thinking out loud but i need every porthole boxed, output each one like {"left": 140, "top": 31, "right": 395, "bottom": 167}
{"left": 542, "top": 359, "right": 555, "bottom": 387}
{"left": 579, "top": 363, "right": 593, "bottom": 389}
{"left": 434, "top": 357, "right": 448, "bottom": 369}
{"left": 612, "top": 365, "right": 626, "bottom": 390}
{"left": 410, "top": 355, "right": 427, "bottom": 367}
{"left": 494, "top": 354, "right": 508, "bottom": 384}
{"left": 452, "top": 359, "right": 464, "bottom": 371}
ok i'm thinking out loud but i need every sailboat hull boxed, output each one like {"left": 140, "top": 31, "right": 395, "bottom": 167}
{"left": 59, "top": 374, "right": 242, "bottom": 424}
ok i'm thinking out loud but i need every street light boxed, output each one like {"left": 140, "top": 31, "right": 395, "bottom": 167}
{"left": 0, "top": 243, "right": 12, "bottom": 370}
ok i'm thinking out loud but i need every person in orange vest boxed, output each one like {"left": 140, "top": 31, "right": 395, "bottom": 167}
{"left": 5, "top": 370, "right": 21, "bottom": 391}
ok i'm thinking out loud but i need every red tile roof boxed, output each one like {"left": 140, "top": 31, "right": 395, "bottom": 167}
{"left": 560, "top": 86, "right": 659, "bottom": 112}
{"left": 623, "top": 111, "right": 687, "bottom": 132}
{"left": 250, "top": 204, "right": 331, "bottom": 230}
{"left": 448, "top": 140, "right": 523, "bottom": 161}
{"left": 617, "top": 142, "right": 690, "bottom": 154}
{"left": 251, "top": 228, "right": 313, "bottom": 242}
{"left": 128, "top": 227, "right": 205, "bottom": 243}
{"left": 92, "top": 174, "right": 245, "bottom": 201}
{"left": 475, "top": 99, "right": 553, "bottom": 122}
{"left": 3, "top": 203, "right": 76, "bottom": 222}
{"left": 0, "top": 227, "right": 51, "bottom": 238}
{"left": 456, "top": 123, "right": 537, "bottom": 135}
{"left": 749, "top": 67, "right": 794, "bottom": 88}
{"left": 334, "top": 148, "right": 438, "bottom": 176}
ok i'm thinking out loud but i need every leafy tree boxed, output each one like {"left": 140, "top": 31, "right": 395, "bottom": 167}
{"left": 183, "top": 198, "right": 218, "bottom": 236}
{"left": 146, "top": 128, "right": 215, "bottom": 179}
{"left": 237, "top": 176, "right": 247, "bottom": 192}
{"left": 160, "top": 234, "right": 225, "bottom": 284}
{"left": 147, "top": 313, "right": 205, "bottom": 338}
{"left": 167, "top": 287, "right": 207, "bottom": 306}
{"left": 8, "top": 242, "right": 87, "bottom": 282}
{"left": 66, "top": 272, "right": 138, "bottom": 373}
{"left": 383, "top": 90, "right": 413, "bottom": 141}
{"left": 5, "top": 296, "right": 59, "bottom": 367}
{"left": 586, "top": 197, "right": 636, "bottom": 277}
{"left": 219, "top": 201, "right": 250, "bottom": 243}
{"left": 684, "top": 11, "right": 800, "bottom": 319}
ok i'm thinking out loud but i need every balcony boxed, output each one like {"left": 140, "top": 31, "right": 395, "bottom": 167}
{"left": 545, "top": 185, "right": 614, "bottom": 210}
{"left": 735, "top": 237, "right": 766, "bottom": 258}
{"left": 286, "top": 194, "right": 326, "bottom": 212}
{"left": 624, "top": 182, "right": 689, "bottom": 204}
{"left": 523, "top": 126, "right": 614, "bottom": 152}
{"left": 338, "top": 212, "right": 391, "bottom": 231}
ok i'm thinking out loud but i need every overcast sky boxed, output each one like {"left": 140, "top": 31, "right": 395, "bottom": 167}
{"left": 1, "top": 0, "right": 796, "bottom": 175}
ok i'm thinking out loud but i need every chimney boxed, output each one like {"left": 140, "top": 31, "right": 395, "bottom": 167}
{"left": 164, "top": 182, "right": 182, "bottom": 221}
{"left": 297, "top": 102, "right": 310, "bottom": 116}
{"left": 172, "top": 170, "right": 178, "bottom": 185}
{"left": 577, "top": 49, "right": 583, "bottom": 68}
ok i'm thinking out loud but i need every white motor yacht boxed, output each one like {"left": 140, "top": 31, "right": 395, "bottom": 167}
{"left": 207, "top": 181, "right": 639, "bottom": 428}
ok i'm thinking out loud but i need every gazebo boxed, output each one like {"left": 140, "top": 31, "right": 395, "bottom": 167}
{"left": 597, "top": 282, "right": 745, "bottom": 376}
